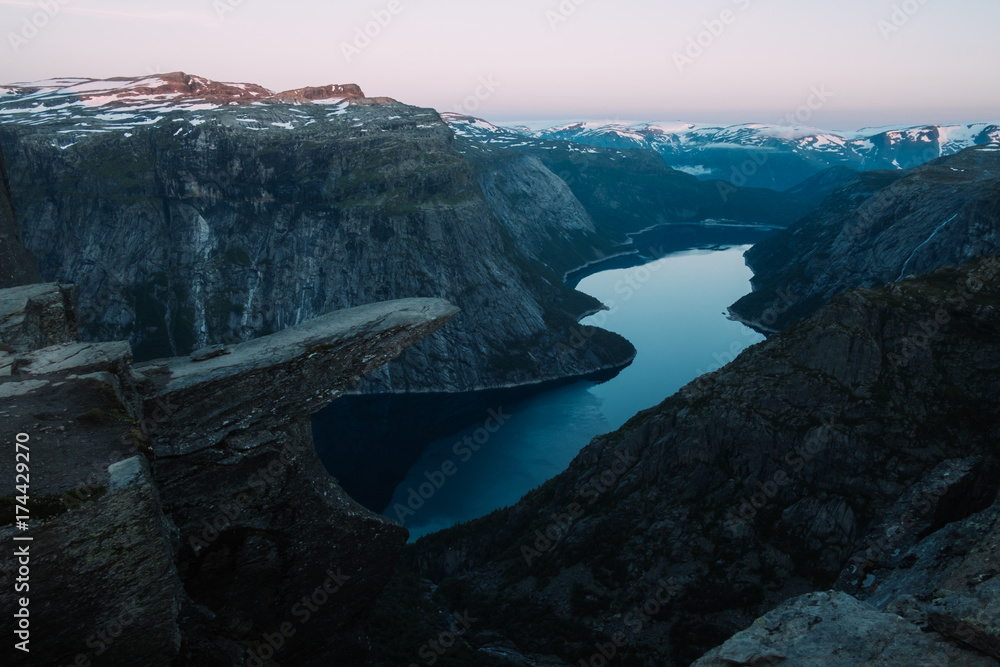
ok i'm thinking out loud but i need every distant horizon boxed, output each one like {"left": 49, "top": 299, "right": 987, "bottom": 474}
{"left": 1, "top": 71, "right": 997, "bottom": 135}
{"left": 489, "top": 116, "right": 1000, "bottom": 135}
{"left": 1, "top": 0, "right": 997, "bottom": 133}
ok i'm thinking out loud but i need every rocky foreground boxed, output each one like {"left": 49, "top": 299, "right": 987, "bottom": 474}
{"left": 0, "top": 279, "right": 458, "bottom": 665}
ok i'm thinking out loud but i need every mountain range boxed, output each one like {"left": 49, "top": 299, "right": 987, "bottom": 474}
{"left": 447, "top": 114, "right": 1000, "bottom": 190}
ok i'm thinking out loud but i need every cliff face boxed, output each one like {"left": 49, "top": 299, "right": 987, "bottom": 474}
{"left": 0, "top": 279, "right": 459, "bottom": 665}
{"left": 0, "top": 77, "right": 634, "bottom": 393}
{"left": 0, "top": 144, "right": 40, "bottom": 288}
{"left": 730, "top": 144, "right": 1000, "bottom": 332}
{"left": 407, "top": 255, "right": 1000, "bottom": 666}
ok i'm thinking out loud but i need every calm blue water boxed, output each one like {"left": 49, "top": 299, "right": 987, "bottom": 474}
{"left": 385, "top": 246, "right": 764, "bottom": 540}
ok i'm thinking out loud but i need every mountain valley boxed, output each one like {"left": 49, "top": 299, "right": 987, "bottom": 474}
{"left": 1, "top": 71, "right": 999, "bottom": 667}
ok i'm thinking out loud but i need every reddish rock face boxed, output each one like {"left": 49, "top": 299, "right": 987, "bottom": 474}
{"left": 125, "top": 71, "right": 273, "bottom": 102}
{"left": 10, "top": 72, "right": 370, "bottom": 107}
{"left": 270, "top": 83, "right": 367, "bottom": 103}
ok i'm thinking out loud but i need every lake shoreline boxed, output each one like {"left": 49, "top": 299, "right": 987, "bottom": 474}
{"left": 381, "top": 245, "right": 765, "bottom": 540}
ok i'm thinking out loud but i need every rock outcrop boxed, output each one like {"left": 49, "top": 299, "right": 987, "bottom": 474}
{"left": 0, "top": 280, "right": 459, "bottom": 665}
{"left": 840, "top": 479, "right": 1000, "bottom": 661}
{"left": 0, "top": 143, "right": 39, "bottom": 288}
{"left": 0, "top": 283, "right": 77, "bottom": 352}
{"left": 692, "top": 591, "right": 997, "bottom": 667}
{"left": 405, "top": 255, "right": 1000, "bottom": 666}
{"left": 730, "top": 144, "right": 1000, "bottom": 332}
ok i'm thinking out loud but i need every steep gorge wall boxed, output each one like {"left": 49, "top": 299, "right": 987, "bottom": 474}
{"left": 0, "top": 102, "right": 632, "bottom": 394}
{"left": 730, "top": 145, "right": 1000, "bottom": 332}
{"left": 0, "top": 144, "right": 39, "bottom": 288}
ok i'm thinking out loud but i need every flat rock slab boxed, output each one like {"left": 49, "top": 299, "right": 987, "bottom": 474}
{"left": 2, "top": 340, "right": 132, "bottom": 377}
{"left": 0, "top": 370, "right": 144, "bottom": 496}
{"left": 134, "top": 298, "right": 459, "bottom": 457}
{"left": 0, "top": 283, "right": 78, "bottom": 352}
{"left": 692, "top": 591, "right": 999, "bottom": 666}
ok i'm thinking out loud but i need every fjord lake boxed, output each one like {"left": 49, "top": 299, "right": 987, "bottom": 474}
{"left": 378, "top": 243, "right": 766, "bottom": 540}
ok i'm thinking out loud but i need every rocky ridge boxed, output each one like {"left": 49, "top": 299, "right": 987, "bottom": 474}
{"left": 692, "top": 590, "right": 997, "bottom": 667}
{"left": 446, "top": 112, "right": 826, "bottom": 236}
{"left": 731, "top": 144, "right": 1000, "bottom": 333}
{"left": 3, "top": 72, "right": 370, "bottom": 108}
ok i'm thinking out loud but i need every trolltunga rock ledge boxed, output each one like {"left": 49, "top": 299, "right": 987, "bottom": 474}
{"left": 134, "top": 298, "right": 460, "bottom": 458}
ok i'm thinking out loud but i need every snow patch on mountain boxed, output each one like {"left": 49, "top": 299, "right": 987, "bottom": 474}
{"left": 674, "top": 165, "right": 715, "bottom": 177}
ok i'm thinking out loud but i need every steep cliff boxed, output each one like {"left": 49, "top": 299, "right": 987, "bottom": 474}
{"left": 731, "top": 144, "right": 1000, "bottom": 332}
{"left": 0, "top": 143, "right": 39, "bottom": 288}
{"left": 0, "top": 279, "right": 459, "bottom": 665}
{"left": 0, "top": 75, "right": 633, "bottom": 394}
{"left": 405, "top": 255, "right": 1000, "bottom": 666}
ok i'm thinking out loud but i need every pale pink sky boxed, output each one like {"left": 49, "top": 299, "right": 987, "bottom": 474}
{"left": 1, "top": 0, "right": 997, "bottom": 129}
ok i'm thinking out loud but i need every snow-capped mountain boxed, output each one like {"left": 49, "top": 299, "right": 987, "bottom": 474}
{"left": 439, "top": 112, "right": 617, "bottom": 157}
{"left": 469, "top": 119, "right": 1000, "bottom": 190}
{"left": 0, "top": 72, "right": 378, "bottom": 139}
{"left": 7, "top": 74, "right": 995, "bottom": 192}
